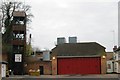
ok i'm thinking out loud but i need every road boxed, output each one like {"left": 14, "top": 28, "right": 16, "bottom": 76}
{"left": 2, "top": 78, "right": 119, "bottom": 80}
{"left": 2, "top": 74, "right": 120, "bottom": 80}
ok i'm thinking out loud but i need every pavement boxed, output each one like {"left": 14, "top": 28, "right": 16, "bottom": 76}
{"left": 3, "top": 74, "right": 119, "bottom": 78}
{"left": 2, "top": 74, "right": 120, "bottom": 80}
{"left": 24, "top": 74, "right": 118, "bottom": 78}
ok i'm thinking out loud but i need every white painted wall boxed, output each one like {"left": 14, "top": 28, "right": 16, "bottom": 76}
{"left": 107, "top": 61, "right": 113, "bottom": 73}
{"left": 1, "top": 64, "right": 6, "bottom": 77}
{"left": 113, "top": 51, "right": 120, "bottom": 73}
{"left": 114, "top": 62, "right": 118, "bottom": 73}
{"left": 113, "top": 53, "right": 118, "bottom": 61}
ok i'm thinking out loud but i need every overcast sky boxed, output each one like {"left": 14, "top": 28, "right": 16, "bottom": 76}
{"left": 17, "top": 0, "right": 119, "bottom": 51}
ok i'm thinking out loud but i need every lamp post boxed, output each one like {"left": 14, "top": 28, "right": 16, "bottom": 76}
{"left": 111, "top": 30, "right": 115, "bottom": 46}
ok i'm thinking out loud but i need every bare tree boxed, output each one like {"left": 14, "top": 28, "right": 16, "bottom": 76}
{"left": 0, "top": 1, "right": 33, "bottom": 54}
{"left": 0, "top": 1, "right": 33, "bottom": 33}
{"left": 0, "top": 1, "right": 33, "bottom": 42}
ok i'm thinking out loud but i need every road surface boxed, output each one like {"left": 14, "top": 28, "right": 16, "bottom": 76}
{"left": 2, "top": 74, "right": 120, "bottom": 80}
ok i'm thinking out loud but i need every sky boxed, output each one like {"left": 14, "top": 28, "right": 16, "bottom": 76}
{"left": 1, "top": 0, "right": 119, "bottom": 51}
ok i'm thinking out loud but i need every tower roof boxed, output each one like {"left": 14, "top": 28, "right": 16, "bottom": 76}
{"left": 13, "top": 11, "right": 26, "bottom": 17}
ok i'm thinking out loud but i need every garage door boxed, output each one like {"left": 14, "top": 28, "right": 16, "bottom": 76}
{"left": 57, "top": 57, "right": 101, "bottom": 74}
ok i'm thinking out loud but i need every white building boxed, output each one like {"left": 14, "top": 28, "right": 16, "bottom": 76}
{"left": 106, "top": 52, "right": 114, "bottom": 73}
{"left": 107, "top": 61, "right": 114, "bottom": 73}
{"left": 114, "top": 1, "right": 120, "bottom": 73}
{"left": 113, "top": 47, "right": 120, "bottom": 73}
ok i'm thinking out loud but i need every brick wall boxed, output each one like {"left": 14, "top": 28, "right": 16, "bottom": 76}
{"left": 52, "top": 56, "right": 57, "bottom": 75}
{"left": 101, "top": 57, "right": 107, "bottom": 74}
{"left": 25, "top": 61, "right": 52, "bottom": 75}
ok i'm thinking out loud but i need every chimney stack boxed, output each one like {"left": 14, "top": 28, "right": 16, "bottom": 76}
{"left": 57, "top": 37, "right": 66, "bottom": 45}
{"left": 69, "top": 37, "right": 77, "bottom": 43}
{"left": 113, "top": 46, "right": 117, "bottom": 52}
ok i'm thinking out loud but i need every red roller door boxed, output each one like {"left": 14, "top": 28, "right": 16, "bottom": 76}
{"left": 57, "top": 57, "right": 101, "bottom": 74}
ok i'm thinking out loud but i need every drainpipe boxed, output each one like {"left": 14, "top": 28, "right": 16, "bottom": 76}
{"left": 112, "top": 62, "right": 114, "bottom": 73}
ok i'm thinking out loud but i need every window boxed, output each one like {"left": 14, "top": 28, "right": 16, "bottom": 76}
{"left": 13, "top": 45, "right": 24, "bottom": 53}
{"left": 13, "top": 31, "right": 25, "bottom": 40}
{"left": 107, "top": 64, "right": 111, "bottom": 69}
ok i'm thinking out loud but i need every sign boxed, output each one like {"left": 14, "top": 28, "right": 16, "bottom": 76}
{"left": 15, "top": 54, "right": 22, "bottom": 62}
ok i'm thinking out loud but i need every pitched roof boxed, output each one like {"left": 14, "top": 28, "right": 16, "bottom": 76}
{"left": 52, "top": 42, "right": 106, "bottom": 56}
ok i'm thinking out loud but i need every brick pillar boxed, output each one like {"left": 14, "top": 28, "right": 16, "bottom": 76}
{"left": 101, "top": 56, "right": 107, "bottom": 74}
{"left": 52, "top": 56, "right": 57, "bottom": 75}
